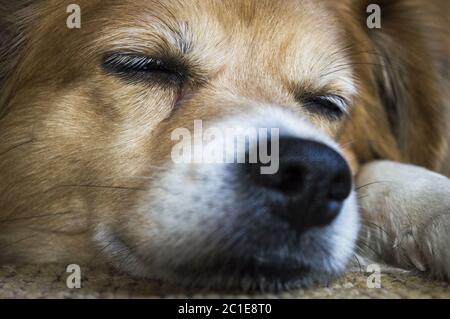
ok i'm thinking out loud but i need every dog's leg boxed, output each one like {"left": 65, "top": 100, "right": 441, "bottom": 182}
{"left": 355, "top": 160, "right": 450, "bottom": 279}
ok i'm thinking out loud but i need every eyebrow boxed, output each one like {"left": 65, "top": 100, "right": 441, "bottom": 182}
{"left": 98, "top": 22, "right": 199, "bottom": 77}
{"left": 101, "top": 21, "right": 194, "bottom": 58}
{"left": 288, "top": 78, "right": 355, "bottom": 102}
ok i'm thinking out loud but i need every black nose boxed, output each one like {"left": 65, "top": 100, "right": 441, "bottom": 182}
{"left": 243, "top": 137, "right": 352, "bottom": 230}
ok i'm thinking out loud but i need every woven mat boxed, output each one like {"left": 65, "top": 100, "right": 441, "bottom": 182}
{"left": 1, "top": 264, "right": 449, "bottom": 299}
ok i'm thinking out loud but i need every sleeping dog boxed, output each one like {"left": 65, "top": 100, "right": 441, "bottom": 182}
{"left": 0, "top": 0, "right": 449, "bottom": 290}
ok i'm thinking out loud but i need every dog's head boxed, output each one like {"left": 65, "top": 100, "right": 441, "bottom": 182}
{"left": 0, "top": 0, "right": 448, "bottom": 290}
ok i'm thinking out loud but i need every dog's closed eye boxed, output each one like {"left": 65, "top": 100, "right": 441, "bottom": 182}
{"left": 300, "top": 95, "right": 348, "bottom": 120}
{"left": 102, "top": 53, "right": 186, "bottom": 86}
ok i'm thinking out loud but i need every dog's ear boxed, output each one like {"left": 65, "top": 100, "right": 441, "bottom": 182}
{"left": 351, "top": 0, "right": 449, "bottom": 171}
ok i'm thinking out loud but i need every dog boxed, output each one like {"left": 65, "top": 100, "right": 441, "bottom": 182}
{"left": 0, "top": 0, "right": 448, "bottom": 291}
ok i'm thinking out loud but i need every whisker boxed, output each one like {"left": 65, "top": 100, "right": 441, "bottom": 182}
{"left": 357, "top": 195, "right": 369, "bottom": 201}
{"left": 58, "top": 184, "right": 147, "bottom": 192}
{"left": 0, "top": 210, "right": 75, "bottom": 224}
{"left": 340, "top": 139, "right": 358, "bottom": 149}
{"left": 0, "top": 234, "right": 36, "bottom": 251}
{"left": 0, "top": 139, "right": 34, "bottom": 157}
{"left": 356, "top": 180, "right": 393, "bottom": 191}
{"left": 88, "top": 241, "right": 115, "bottom": 267}
{"left": 321, "top": 61, "right": 407, "bottom": 78}
{"left": 339, "top": 138, "right": 398, "bottom": 151}
{"left": 353, "top": 254, "right": 364, "bottom": 273}
{"left": 360, "top": 221, "right": 394, "bottom": 242}
{"left": 146, "top": 164, "right": 170, "bottom": 171}
{"left": 355, "top": 240, "right": 383, "bottom": 260}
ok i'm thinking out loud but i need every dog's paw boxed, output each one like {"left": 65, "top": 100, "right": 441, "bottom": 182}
{"left": 356, "top": 160, "right": 450, "bottom": 279}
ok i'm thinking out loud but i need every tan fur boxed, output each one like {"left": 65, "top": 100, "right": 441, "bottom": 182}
{"left": 0, "top": 0, "right": 448, "bottom": 284}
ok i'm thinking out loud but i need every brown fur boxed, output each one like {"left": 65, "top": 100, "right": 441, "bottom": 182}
{"left": 0, "top": 0, "right": 448, "bottom": 274}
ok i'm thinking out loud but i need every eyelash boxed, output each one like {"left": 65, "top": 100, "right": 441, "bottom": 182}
{"left": 301, "top": 95, "right": 348, "bottom": 120}
{"left": 102, "top": 53, "right": 185, "bottom": 85}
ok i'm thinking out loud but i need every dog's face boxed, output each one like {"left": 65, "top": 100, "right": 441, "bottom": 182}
{"left": 0, "top": 0, "right": 447, "bottom": 290}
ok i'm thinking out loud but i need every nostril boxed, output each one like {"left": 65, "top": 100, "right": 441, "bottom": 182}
{"left": 245, "top": 163, "right": 305, "bottom": 195}
{"left": 328, "top": 169, "right": 352, "bottom": 201}
{"left": 313, "top": 200, "right": 343, "bottom": 227}
{"left": 277, "top": 165, "right": 305, "bottom": 195}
